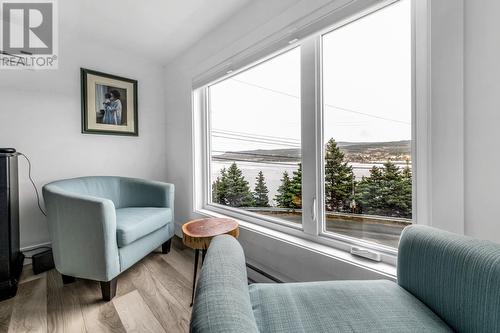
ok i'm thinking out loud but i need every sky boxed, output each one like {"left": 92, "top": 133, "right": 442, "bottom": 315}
{"left": 209, "top": 0, "right": 411, "bottom": 154}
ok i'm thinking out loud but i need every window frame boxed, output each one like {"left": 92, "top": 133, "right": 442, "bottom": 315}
{"left": 194, "top": 0, "right": 427, "bottom": 266}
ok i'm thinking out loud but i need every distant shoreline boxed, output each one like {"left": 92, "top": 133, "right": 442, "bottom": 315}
{"left": 213, "top": 140, "right": 411, "bottom": 164}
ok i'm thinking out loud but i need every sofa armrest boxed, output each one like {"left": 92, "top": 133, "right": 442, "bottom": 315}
{"left": 120, "top": 178, "right": 175, "bottom": 210}
{"left": 398, "top": 225, "right": 500, "bottom": 333}
{"left": 190, "top": 235, "right": 259, "bottom": 333}
{"left": 43, "top": 185, "right": 120, "bottom": 281}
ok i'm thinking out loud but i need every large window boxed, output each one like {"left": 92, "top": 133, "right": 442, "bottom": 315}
{"left": 199, "top": 0, "right": 413, "bottom": 253}
{"left": 208, "top": 48, "right": 302, "bottom": 226}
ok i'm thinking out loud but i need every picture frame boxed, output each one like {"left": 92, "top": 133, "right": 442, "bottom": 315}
{"left": 81, "top": 68, "right": 138, "bottom": 136}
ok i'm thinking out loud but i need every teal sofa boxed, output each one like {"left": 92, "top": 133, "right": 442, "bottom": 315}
{"left": 191, "top": 226, "right": 500, "bottom": 332}
{"left": 42, "top": 176, "right": 174, "bottom": 301}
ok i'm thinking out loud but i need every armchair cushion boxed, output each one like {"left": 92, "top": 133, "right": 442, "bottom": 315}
{"left": 116, "top": 207, "right": 172, "bottom": 247}
{"left": 249, "top": 280, "right": 452, "bottom": 333}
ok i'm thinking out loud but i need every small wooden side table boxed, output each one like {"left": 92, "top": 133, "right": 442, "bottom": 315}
{"left": 182, "top": 218, "right": 239, "bottom": 306}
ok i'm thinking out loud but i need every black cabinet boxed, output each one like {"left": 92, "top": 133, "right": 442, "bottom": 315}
{"left": 0, "top": 152, "right": 24, "bottom": 301}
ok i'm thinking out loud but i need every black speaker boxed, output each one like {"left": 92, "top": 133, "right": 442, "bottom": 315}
{"left": 0, "top": 149, "right": 24, "bottom": 301}
{"left": 32, "top": 249, "right": 54, "bottom": 275}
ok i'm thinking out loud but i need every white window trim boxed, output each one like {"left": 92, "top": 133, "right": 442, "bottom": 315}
{"left": 192, "top": 0, "right": 430, "bottom": 267}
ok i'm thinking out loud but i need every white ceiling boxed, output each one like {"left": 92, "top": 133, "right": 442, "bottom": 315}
{"left": 61, "top": 0, "right": 252, "bottom": 64}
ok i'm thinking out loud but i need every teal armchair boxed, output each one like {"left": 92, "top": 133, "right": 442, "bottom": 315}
{"left": 191, "top": 226, "right": 500, "bottom": 332}
{"left": 42, "top": 176, "right": 174, "bottom": 301}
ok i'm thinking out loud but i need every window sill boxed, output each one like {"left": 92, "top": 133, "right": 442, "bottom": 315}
{"left": 195, "top": 208, "right": 397, "bottom": 280}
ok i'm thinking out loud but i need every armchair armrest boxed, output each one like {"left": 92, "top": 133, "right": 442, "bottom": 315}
{"left": 42, "top": 185, "right": 120, "bottom": 281}
{"left": 119, "top": 178, "right": 175, "bottom": 209}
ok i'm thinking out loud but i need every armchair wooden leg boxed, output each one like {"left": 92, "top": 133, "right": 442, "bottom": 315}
{"left": 61, "top": 274, "right": 76, "bottom": 285}
{"left": 100, "top": 278, "right": 117, "bottom": 301}
{"left": 162, "top": 239, "right": 172, "bottom": 254}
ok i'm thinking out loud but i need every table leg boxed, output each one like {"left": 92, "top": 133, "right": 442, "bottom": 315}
{"left": 202, "top": 249, "right": 207, "bottom": 264}
{"left": 191, "top": 249, "right": 199, "bottom": 307}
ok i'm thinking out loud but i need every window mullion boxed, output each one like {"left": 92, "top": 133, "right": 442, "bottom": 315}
{"left": 301, "top": 37, "right": 320, "bottom": 236}
{"left": 203, "top": 87, "right": 211, "bottom": 208}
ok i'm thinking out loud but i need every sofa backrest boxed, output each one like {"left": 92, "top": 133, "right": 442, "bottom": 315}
{"left": 398, "top": 225, "right": 500, "bottom": 333}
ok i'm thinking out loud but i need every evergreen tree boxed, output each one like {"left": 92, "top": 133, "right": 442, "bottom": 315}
{"left": 289, "top": 163, "right": 302, "bottom": 208}
{"left": 324, "top": 139, "right": 354, "bottom": 212}
{"left": 225, "top": 162, "right": 254, "bottom": 207}
{"left": 275, "top": 171, "right": 294, "bottom": 209}
{"left": 253, "top": 171, "right": 270, "bottom": 207}
{"left": 355, "top": 166, "right": 383, "bottom": 213}
{"left": 399, "top": 163, "right": 413, "bottom": 217}
{"left": 355, "top": 161, "right": 412, "bottom": 218}
{"left": 212, "top": 168, "right": 228, "bottom": 205}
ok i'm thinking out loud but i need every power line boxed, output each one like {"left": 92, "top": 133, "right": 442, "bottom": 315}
{"left": 212, "top": 132, "right": 300, "bottom": 148}
{"left": 325, "top": 105, "right": 410, "bottom": 125}
{"left": 212, "top": 130, "right": 299, "bottom": 145}
{"left": 212, "top": 135, "right": 300, "bottom": 148}
{"left": 212, "top": 128, "right": 300, "bottom": 143}
{"left": 229, "top": 78, "right": 411, "bottom": 126}
{"left": 231, "top": 78, "right": 298, "bottom": 99}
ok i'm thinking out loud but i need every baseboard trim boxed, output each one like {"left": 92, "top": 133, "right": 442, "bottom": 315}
{"left": 21, "top": 242, "right": 52, "bottom": 266}
{"left": 21, "top": 241, "right": 52, "bottom": 252}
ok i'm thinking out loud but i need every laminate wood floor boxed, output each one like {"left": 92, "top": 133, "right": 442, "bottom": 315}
{"left": 0, "top": 241, "right": 196, "bottom": 333}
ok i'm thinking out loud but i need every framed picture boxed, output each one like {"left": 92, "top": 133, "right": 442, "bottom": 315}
{"left": 81, "top": 68, "right": 138, "bottom": 136}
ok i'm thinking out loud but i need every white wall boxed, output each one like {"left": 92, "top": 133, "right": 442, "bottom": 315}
{"left": 464, "top": 0, "right": 500, "bottom": 241}
{"left": 428, "top": 0, "right": 464, "bottom": 234}
{"left": 0, "top": 34, "right": 167, "bottom": 249}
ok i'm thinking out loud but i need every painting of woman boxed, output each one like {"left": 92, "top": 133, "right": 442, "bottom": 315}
{"left": 102, "top": 90, "right": 123, "bottom": 125}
